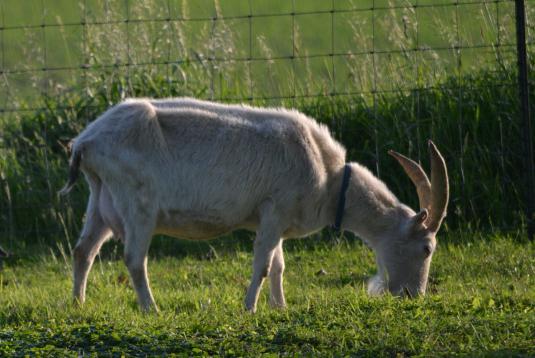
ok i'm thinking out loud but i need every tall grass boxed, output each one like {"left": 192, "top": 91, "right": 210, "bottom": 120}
{"left": 0, "top": 0, "right": 533, "bottom": 246}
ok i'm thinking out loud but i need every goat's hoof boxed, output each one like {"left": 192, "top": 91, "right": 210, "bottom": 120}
{"left": 268, "top": 298, "right": 287, "bottom": 309}
{"left": 72, "top": 297, "right": 84, "bottom": 307}
{"left": 244, "top": 304, "right": 257, "bottom": 314}
{"left": 269, "top": 303, "right": 287, "bottom": 310}
{"left": 140, "top": 305, "right": 160, "bottom": 314}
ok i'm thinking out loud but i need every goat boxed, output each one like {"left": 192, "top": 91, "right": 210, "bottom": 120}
{"left": 61, "top": 98, "right": 449, "bottom": 312}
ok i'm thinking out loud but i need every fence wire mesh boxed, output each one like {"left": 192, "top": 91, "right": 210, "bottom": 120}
{"left": 0, "top": 0, "right": 534, "bottom": 247}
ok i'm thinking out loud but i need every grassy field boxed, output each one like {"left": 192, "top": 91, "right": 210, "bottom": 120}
{"left": 0, "top": 233, "right": 533, "bottom": 356}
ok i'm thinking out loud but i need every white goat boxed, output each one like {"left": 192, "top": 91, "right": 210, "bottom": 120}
{"left": 61, "top": 98, "right": 449, "bottom": 312}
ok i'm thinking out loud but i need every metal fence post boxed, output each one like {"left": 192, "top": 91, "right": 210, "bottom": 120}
{"left": 515, "top": 0, "right": 535, "bottom": 240}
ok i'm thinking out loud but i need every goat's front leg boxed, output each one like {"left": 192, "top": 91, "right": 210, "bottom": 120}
{"left": 269, "top": 241, "right": 286, "bottom": 308}
{"left": 124, "top": 222, "right": 157, "bottom": 312}
{"left": 244, "top": 200, "right": 283, "bottom": 313}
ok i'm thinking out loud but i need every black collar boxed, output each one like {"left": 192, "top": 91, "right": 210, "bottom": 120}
{"left": 332, "top": 164, "right": 351, "bottom": 233}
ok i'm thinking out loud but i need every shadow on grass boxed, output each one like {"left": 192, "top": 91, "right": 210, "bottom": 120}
{"left": 1, "top": 229, "right": 368, "bottom": 268}
{"left": 317, "top": 272, "right": 371, "bottom": 288}
{"left": 104, "top": 229, "right": 366, "bottom": 260}
{"left": 3, "top": 228, "right": 524, "bottom": 269}
{"left": 2, "top": 322, "right": 532, "bottom": 356}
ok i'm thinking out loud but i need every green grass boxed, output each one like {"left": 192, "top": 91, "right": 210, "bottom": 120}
{"left": 0, "top": 233, "right": 533, "bottom": 356}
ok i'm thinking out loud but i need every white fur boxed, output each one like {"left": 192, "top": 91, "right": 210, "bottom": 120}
{"left": 68, "top": 97, "right": 441, "bottom": 312}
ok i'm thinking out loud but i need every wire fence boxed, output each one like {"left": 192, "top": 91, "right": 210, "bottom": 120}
{"left": 0, "top": 0, "right": 534, "bottom": 247}
{"left": 1, "top": 1, "right": 530, "bottom": 106}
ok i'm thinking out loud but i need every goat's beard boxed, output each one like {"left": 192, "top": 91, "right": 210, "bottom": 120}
{"left": 367, "top": 274, "right": 386, "bottom": 296}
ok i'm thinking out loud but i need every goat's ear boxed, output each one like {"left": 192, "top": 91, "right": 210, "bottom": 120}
{"left": 412, "top": 209, "right": 428, "bottom": 228}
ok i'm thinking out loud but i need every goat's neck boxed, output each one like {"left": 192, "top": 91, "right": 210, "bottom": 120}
{"left": 333, "top": 163, "right": 406, "bottom": 246}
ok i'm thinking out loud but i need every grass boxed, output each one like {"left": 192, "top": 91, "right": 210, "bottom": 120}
{"left": 0, "top": 233, "right": 533, "bottom": 356}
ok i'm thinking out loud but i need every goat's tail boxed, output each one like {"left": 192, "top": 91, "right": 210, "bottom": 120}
{"left": 59, "top": 143, "right": 83, "bottom": 196}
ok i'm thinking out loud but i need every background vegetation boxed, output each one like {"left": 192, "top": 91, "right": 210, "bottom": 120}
{"left": 1, "top": 0, "right": 534, "bottom": 246}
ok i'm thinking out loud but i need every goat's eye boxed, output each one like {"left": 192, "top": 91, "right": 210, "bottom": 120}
{"left": 423, "top": 244, "right": 433, "bottom": 257}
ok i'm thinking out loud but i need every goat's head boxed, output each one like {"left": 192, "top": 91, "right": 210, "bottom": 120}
{"left": 368, "top": 140, "right": 449, "bottom": 298}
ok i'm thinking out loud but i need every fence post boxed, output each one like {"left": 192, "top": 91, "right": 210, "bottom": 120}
{"left": 515, "top": 0, "right": 535, "bottom": 240}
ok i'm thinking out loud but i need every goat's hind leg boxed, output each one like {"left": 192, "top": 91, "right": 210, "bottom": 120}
{"left": 123, "top": 220, "right": 158, "bottom": 313}
{"left": 100, "top": 177, "right": 158, "bottom": 312}
{"left": 73, "top": 175, "right": 111, "bottom": 304}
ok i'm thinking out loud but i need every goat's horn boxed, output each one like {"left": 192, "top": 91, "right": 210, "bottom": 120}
{"left": 426, "top": 140, "right": 449, "bottom": 232}
{"left": 388, "top": 149, "right": 431, "bottom": 211}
